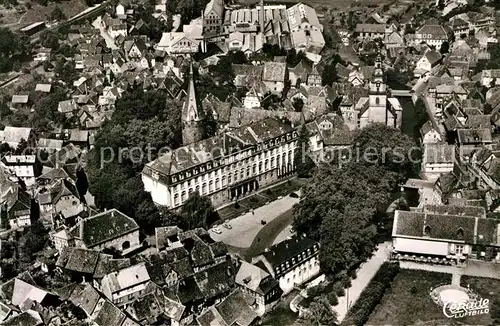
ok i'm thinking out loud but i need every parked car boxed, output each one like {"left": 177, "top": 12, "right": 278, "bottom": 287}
{"left": 289, "top": 192, "right": 299, "bottom": 198}
{"left": 277, "top": 196, "right": 283, "bottom": 200}
{"left": 261, "top": 220, "right": 267, "bottom": 225}
{"left": 223, "top": 223, "right": 232, "bottom": 229}
{"left": 212, "top": 227, "right": 222, "bottom": 234}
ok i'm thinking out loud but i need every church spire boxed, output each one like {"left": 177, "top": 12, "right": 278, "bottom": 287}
{"left": 183, "top": 63, "right": 201, "bottom": 123}
{"left": 181, "top": 62, "right": 204, "bottom": 145}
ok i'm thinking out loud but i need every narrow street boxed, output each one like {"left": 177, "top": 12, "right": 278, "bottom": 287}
{"left": 334, "top": 242, "right": 391, "bottom": 323}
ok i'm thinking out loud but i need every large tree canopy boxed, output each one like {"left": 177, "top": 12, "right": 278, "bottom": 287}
{"left": 86, "top": 89, "right": 184, "bottom": 234}
{"left": 294, "top": 124, "right": 419, "bottom": 274}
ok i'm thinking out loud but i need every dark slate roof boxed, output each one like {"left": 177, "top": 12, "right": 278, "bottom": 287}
{"left": 2, "top": 311, "right": 42, "bottom": 326}
{"left": 209, "top": 242, "right": 228, "bottom": 258}
{"left": 216, "top": 289, "right": 258, "bottom": 326}
{"left": 69, "top": 209, "right": 139, "bottom": 248}
{"left": 259, "top": 235, "right": 318, "bottom": 268}
{"left": 191, "top": 240, "right": 215, "bottom": 268}
{"left": 68, "top": 283, "right": 100, "bottom": 316}
{"left": 170, "top": 258, "right": 194, "bottom": 279}
{"left": 394, "top": 209, "right": 500, "bottom": 245}
{"left": 128, "top": 292, "right": 163, "bottom": 323}
{"left": 423, "top": 205, "right": 485, "bottom": 218}
{"left": 174, "top": 276, "right": 204, "bottom": 305}
{"left": 60, "top": 247, "right": 100, "bottom": 274}
{"left": 93, "top": 300, "right": 126, "bottom": 326}
{"left": 194, "top": 261, "right": 236, "bottom": 300}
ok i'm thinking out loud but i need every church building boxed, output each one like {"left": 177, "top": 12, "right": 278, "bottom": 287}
{"left": 182, "top": 64, "right": 205, "bottom": 145}
{"left": 342, "top": 55, "right": 403, "bottom": 130}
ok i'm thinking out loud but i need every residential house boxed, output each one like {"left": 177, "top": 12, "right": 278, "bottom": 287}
{"left": 451, "top": 17, "right": 470, "bottom": 39}
{"left": 415, "top": 24, "right": 451, "bottom": 51}
{"left": 10, "top": 95, "right": 29, "bottom": 111}
{"left": 203, "top": 0, "right": 224, "bottom": 35}
{"left": 35, "top": 84, "right": 52, "bottom": 93}
{"left": 68, "top": 209, "right": 140, "bottom": 253}
{"left": 384, "top": 30, "right": 405, "bottom": 48}
{"left": 37, "top": 178, "right": 84, "bottom": 223}
{"left": 196, "top": 289, "right": 259, "bottom": 326}
{"left": 355, "top": 24, "right": 386, "bottom": 40}
{"left": 262, "top": 62, "right": 288, "bottom": 95}
{"left": 422, "top": 144, "right": 455, "bottom": 180}
{"left": 101, "top": 263, "right": 154, "bottom": 306}
{"left": 235, "top": 261, "right": 282, "bottom": 316}
{"left": 243, "top": 87, "right": 261, "bottom": 109}
{"left": 420, "top": 121, "right": 443, "bottom": 144}
{"left": 58, "top": 99, "right": 78, "bottom": 118}
{"left": 227, "top": 32, "right": 245, "bottom": 51}
{"left": 157, "top": 32, "right": 200, "bottom": 55}
{"left": 37, "top": 138, "right": 63, "bottom": 153}
{"left": 33, "top": 47, "right": 51, "bottom": 62}
{"left": 124, "top": 38, "right": 147, "bottom": 60}
{"left": 1, "top": 186, "right": 32, "bottom": 229}
{"left": 415, "top": 50, "right": 442, "bottom": 75}
{"left": 109, "top": 23, "right": 128, "bottom": 39}
{"left": 251, "top": 235, "right": 320, "bottom": 295}
{"left": 480, "top": 69, "right": 500, "bottom": 87}
{"left": 0, "top": 126, "right": 36, "bottom": 150}
{"left": 2, "top": 155, "right": 37, "bottom": 186}
{"left": 392, "top": 206, "right": 500, "bottom": 262}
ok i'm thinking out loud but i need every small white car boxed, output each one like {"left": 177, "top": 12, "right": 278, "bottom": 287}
{"left": 277, "top": 196, "right": 283, "bottom": 200}
{"left": 212, "top": 227, "right": 222, "bottom": 234}
{"left": 223, "top": 223, "right": 232, "bottom": 229}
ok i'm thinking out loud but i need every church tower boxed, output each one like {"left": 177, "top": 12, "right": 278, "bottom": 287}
{"left": 368, "top": 54, "right": 387, "bottom": 110}
{"left": 182, "top": 63, "right": 204, "bottom": 145}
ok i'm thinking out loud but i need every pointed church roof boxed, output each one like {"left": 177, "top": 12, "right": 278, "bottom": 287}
{"left": 182, "top": 63, "right": 202, "bottom": 122}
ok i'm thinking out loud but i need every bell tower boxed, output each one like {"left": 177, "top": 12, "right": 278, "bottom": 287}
{"left": 368, "top": 54, "right": 387, "bottom": 109}
{"left": 182, "top": 63, "right": 204, "bottom": 145}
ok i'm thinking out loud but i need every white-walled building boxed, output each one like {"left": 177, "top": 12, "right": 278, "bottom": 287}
{"left": 142, "top": 118, "right": 298, "bottom": 208}
{"left": 422, "top": 144, "right": 455, "bottom": 180}
{"left": 252, "top": 235, "right": 320, "bottom": 295}
{"left": 2, "top": 155, "right": 37, "bottom": 186}
{"left": 67, "top": 209, "right": 140, "bottom": 253}
{"left": 101, "top": 263, "right": 154, "bottom": 306}
{"left": 415, "top": 24, "right": 451, "bottom": 51}
{"left": 420, "top": 121, "right": 443, "bottom": 144}
{"left": 392, "top": 206, "right": 500, "bottom": 262}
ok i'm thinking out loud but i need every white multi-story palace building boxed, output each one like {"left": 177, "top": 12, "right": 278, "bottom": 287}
{"left": 142, "top": 117, "right": 298, "bottom": 208}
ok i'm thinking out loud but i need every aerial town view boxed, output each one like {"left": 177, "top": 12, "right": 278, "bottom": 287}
{"left": 0, "top": 0, "right": 500, "bottom": 324}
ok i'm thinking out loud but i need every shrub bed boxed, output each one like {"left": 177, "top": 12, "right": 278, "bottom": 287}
{"left": 341, "top": 262, "right": 400, "bottom": 326}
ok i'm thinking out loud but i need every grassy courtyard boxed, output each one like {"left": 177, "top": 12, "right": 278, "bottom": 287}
{"left": 367, "top": 270, "right": 499, "bottom": 325}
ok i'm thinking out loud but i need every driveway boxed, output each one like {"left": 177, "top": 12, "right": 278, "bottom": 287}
{"left": 209, "top": 195, "right": 299, "bottom": 248}
{"left": 334, "top": 242, "right": 391, "bottom": 323}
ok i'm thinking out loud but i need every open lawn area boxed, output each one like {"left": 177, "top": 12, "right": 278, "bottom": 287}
{"left": 367, "top": 270, "right": 454, "bottom": 325}
{"left": 459, "top": 276, "right": 500, "bottom": 326}
{"left": 368, "top": 270, "right": 500, "bottom": 325}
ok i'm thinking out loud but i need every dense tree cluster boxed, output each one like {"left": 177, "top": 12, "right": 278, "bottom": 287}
{"left": 0, "top": 27, "right": 29, "bottom": 73}
{"left": 304, "top": 295, "right": 338, "bottom": 326}
{"left": 293, "top": 124, "right": 419, "bottom": 275}
{"left": 322, "top": 54, "right": 345, "bottom": 87}
{"left": 294, "top": 124, "right": 315, "bottom": 178}
{"left": 180, "top": 192, "right": 219, "bottom": 230}
{"left": 86, "top": 88, "right": 184, "bottom": 234}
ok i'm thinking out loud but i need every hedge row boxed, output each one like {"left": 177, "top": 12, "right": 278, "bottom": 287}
{"left": 341, "top": 262, "right": 400, "bottom": 326}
